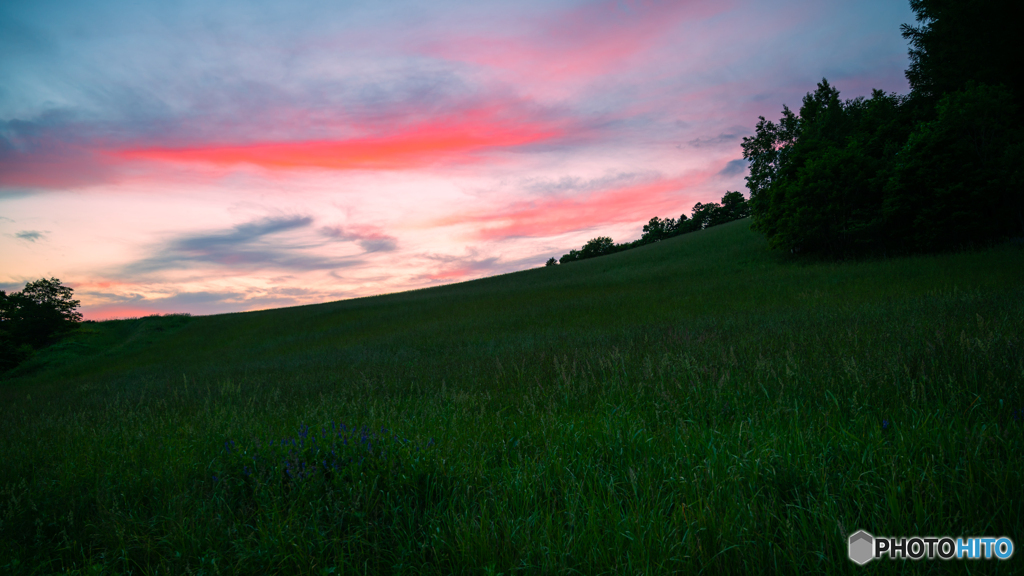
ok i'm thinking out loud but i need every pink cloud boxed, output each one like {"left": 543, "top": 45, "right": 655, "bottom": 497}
{"left": 0, "top": 146, "right": 117, "bottom": 189}
{"left": 438, "top": 170, "right": 718, "bottom": 240}
{"left": 113, "top": 108, "right": 567, "bottom": 172}
{"left": 322, "top": 224, "right": 398, "bottom": 252}
{"left": 423, "top": 0, "right": 732, "bottom": 85}
{"left": 426, "top": 267, "right": 473, "bottom": 281}
{"left": 3, "top": 99, "right": 581, "bottom": 189}
{"left": 72, "top": 280, "right": 135, "bottom": 290}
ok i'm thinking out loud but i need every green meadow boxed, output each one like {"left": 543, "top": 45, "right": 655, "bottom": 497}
{"left": 2, "top": 219, "right": 1022, "bottom": 574}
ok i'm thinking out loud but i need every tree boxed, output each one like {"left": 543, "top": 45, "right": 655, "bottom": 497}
{"left": 545, "top": 257, "right": 558, "bottom": 266}
{"left": 579, "top": 237, "right": 615, "bottom": 259}
{"left": 0, "top": 291, "right": 33, "bottom": 372}
{"left": 689, "top": 201, "right": 723, "bottom": 230}
{"left": 884, "top": 83, "right": 1022, "bottom": 250}
{"left": 1, "top": 278, "right": 82, "bottom": 354}
{"left": 736, "top": 2, "right": 1023, "bottom": 258}
{"left": 641, "top": 217, "right": 676, "bottom": 243}
{"left": 550, "top": 189, "right": 752, "bottom": 268}
{"left": 902, "top": 0, "right": 1024, "bottom": 112}
{"left": 741, "top": 80, "right": 920, "bottom": 255}
{"left": 718, "top": 191, "right": 750, "bottom": 222}
{"left": 741, "top": 104, "right": 799, "bottom": 231}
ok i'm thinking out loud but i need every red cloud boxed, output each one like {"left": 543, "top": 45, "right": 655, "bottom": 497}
{"left": 439, "top": 171, "right": 717, "bottom": 240}
{"left": 114, "top": 110, "right": 565, "bottom": 172}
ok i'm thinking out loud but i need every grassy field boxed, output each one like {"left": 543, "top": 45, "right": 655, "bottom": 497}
{"left": 2, "top": 219, "right": 1022, "bottom": 574}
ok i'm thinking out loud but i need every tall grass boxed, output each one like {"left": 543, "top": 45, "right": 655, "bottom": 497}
{"left": 1, "top": 220, "right": 1022, "bottom": 574}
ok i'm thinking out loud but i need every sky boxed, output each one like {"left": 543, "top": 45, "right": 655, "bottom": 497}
{"left": 0, "top": 0, "right": 915, "bottom": 319}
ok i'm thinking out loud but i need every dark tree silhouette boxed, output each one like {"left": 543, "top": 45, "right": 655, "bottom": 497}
{"left": 0, "top": 278, "right": 82, "bottom": 372}
{"left": 885, "top": 83, "right": 1022, "bottom": 249}
{"left": 719, "top": 191, "right": 751, "bottom": 222}
{"left": 553, "top": 191, "right": 750, "bottom": 266}
{"left": 742, "top": 13, "right": 1023, "bottom": 257}
{"left": 641, "top": 217, "right": 676, "bottom": 242}
{"left": 902, "top": 0, "right": 1024, "bottom": 111}
{"left": 579, "top": 237, "right": 615, "bottom": 259}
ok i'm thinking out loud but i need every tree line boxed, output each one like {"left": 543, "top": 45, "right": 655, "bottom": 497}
{"left": 742, "top": 0, "right": 1022, "bottom": 257}
{"left": 547, "top": 190, "right": 750, "bottom": 266}
{"left": 0, "top": 278, "right": 82, "bottom": 373}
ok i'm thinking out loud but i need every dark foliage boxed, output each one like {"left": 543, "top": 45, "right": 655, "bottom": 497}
{"left": 555, "top": 191, "right": 750, "bottom": 264}
{"left": 0, "top": 278, "right": 82, "bottom": 373}
{"left": 901, "top": 0, "right": 1024, "bottom": 111}
{"left": 741, "top": 0, "right": 1023, "bottom": 258}
{"left": 742, "top": 82, "right": 919, "bottom": 255}
{"left": 886, "top": 83, "right": 1023, "bottom": 251}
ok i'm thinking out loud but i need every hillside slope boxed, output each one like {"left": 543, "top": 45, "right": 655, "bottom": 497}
{"left": 2, "top": 219, "right": 1023, "bottom": 574}
{"left": 7, "top": 219, "right": 1022, "bottom": 393}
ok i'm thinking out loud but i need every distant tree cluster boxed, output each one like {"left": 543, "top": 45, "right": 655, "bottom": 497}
{"left": 0, "top": 278, "right": 82, "bottom": 372}
{"left": 548, "top": 190, "right": 749, "bottom": 266}
{"left": 742, "top": 0, "right": 1023, "bottom": 257}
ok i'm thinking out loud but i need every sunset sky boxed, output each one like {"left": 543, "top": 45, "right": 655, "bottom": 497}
{"left": 1, "top": 0, "right": 914, "bottom": 319}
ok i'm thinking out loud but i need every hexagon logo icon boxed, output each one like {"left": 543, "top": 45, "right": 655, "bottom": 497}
{"left": 848, "top": 530, "right": 874, "bottom": 565}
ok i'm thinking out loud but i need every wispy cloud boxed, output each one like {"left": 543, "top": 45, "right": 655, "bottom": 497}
{"left": 413, "top": 247, "right": 544, "bottom": 282}
{"left": 422, "top": 0, "right": 733, "bottom": 88}
{"left": 14, "top": 230, "right": 43, "bottom": 241}
{"left": 517, "top": 172, "right": 654, "bottom": 197}
{"left": 687, "top": 127, "right": 750, "bottom": 149}
{"left": 79, "top": 289, "right": 318, "bottom": 319}
{"left": 718, "top": 159, "right": 748, "bottom": 177}
{"left": 123, "top": 216, "right": 360, "bottom": 275}
{"left": 437, "top": 170, "right": 718, "bottom": 240}
{"left": 420, "top": 256, "right": 500, "bottom": 281}
{"left": 321, "top": 225, "right": 398, "bottom": 253}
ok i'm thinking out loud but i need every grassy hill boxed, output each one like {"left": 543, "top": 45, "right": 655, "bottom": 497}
{"left": 2, "top": 219, "right": 1023, "bottom": 574}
